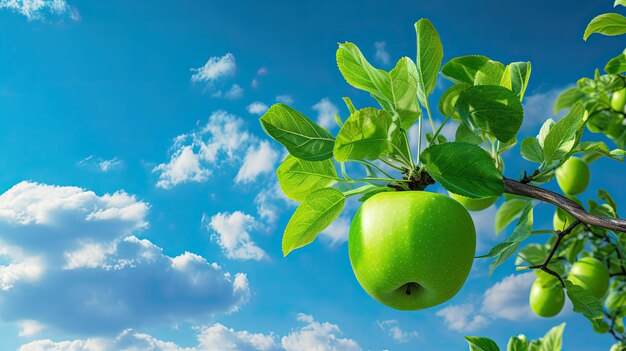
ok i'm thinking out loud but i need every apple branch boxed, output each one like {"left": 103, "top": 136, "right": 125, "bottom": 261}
{"left": 520, "top": 219, "right": 582, "bottom": 287}
{"left": 503, "top": 178, "right": 626, "bottom": 233}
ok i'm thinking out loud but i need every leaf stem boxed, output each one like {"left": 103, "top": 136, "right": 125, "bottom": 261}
{"left": 354, "top": 160, "right": 395, "bottom": 179}
{"left": 429, "top": 115, "right": 451, "bottom": 146}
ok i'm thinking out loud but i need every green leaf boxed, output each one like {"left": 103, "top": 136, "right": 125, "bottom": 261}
{"left": 465, "top": 336, "right": 500, "bottom": 351}
{"left": 389, "top": 57, "right": 421, "bottom": 129}
{"left": 276, "top": 156, "right": 339, "bottom": 201}
{"left": 456, "top": 122, "right": 483, "bottom": 144}
{"left": 282, "top": 188, "right": 345, "bottom": 256}
{"left": 507, "top": 335, "right": 529, "bottom": 351}
{"left": 420, "top": 142, "right": 504, "bottom": 198}
{"left": 565, "top": 279, "right": 604, "bottom": 328}
{"left": 599, "top": 189, "right": 618, "bottom": 212}
{"left": 584, "top": 13, "right": 626, "bottom": 41}
{"left": 343, "top": 97, "right": 356, "bottom": 115}
{"left": 414, "top": 18, "right": 443, "bottom": 106}
{"left": 516, "top": 244, "right": 549, "bottom": 265}
{"left": 260, "top": 104, "right": 335, "bottom": 161}
{"left": 455, "top": 85, "right": 524, "bottom": 143}
{"left": 336, "top": 42, "right": 395, "bottom": 112}
{"left": 617, "top": 0, "right": 626, "bottom": 7}
{"left": 606, "top": 49, "right": 626, "bottom": 74}
{"left": 496, "top": 199, "right": 529, "bottom": 234}
{"left": 333, "top": 108, "right": 405, "bottom": 162}
{"left": 479, "top": 202, "right": 533, "bottom": 274}
{"left": 507, "top": 62, "right": 532, "bottom": 101}
{"left": 575, "top": 141, "right": 626, "bottom": 162}
{"left": 554, "top": 87, "right": 585, "bottom": 113}
{"left": 520, "top": 137, "right": 543, "bottom": 163}
{"left": 528, "top": 324, "right": 565, "bottom": 351}
{"left": 542, "top": 102, "right": 586, "bottom": 164}
{"left": 442, "top": 55, "right": 505, "bottom": 86}
{"left": 439, "top": 83, "right": 470, "bottom": 119}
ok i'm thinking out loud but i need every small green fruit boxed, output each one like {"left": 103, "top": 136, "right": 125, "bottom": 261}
{"left": 348, "top": 191, "right": 476, "bottom": 310}
{"left": 556, "top": 157, "right": 590, "bottom": 196}
{"left": 611, "top": 88, "right": 626, "bottom": 113}
{"left": 568, "top": 257, "right": 610, "bottom": 299}
{"left": 552, "top": 197, "right": 582, "bottom": 231}
{"left": 529, "top": 277, "right": 565, "bottom": 318}
{"left": 448, "top": 192, "right": 498, "bottom": 211}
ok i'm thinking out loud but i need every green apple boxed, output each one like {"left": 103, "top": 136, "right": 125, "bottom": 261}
{"left": 529, "top": 277, "right": 565, "bottom": 318}
{"left": 556, "top": 157, "right": 590, "bottom": 196}
{"left": 612, "top": 88, "right": 626, "bottom": 113}
{"left": 448, "top": 192, "right": 498, "bottom": 211}
{"left": 348, "top": 191, "right": 476, "bottom": 310}
{"left": 568, "top": 257, "right": 610, "bottom": 299}
{"left": 552, "top": 197, "right": 582, "bottom": 231}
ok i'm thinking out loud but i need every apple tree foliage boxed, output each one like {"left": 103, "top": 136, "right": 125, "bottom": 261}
{"left": 259, "top": 2, "right": 626, "bottom": 348}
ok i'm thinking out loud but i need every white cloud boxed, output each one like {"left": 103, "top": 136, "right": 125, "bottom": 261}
{"left": 20, "top": 314, "right": 360, "bottom": 351}
{"left": 481, "top": 272, "right": 535, "bottom": 320}
{"left": 78, "top": 156, "right": 123, "bottom": 173}
{"left": 312, "top": 98, "right": 339, "bottom": 129}
{"left": 194, "top": 323, "right": 277, "bottom": 351}
{"left": 206, "top": 211, "right": 267, "bottom": 261}
{"left": 377, "top": 320, "right": 418, "bottom": 343}
{"left": 0, "top": 0, "right": 79, "bottom": 21}
{"left": 281, "top": 314, "right": 361, "bottom": 351}
{"left": 153, "top": 111, "right": 252, "bottom": 189}
{"left": 235, "top": 141, "right": 279, "bottom": 183}
{"left": 522, "top": 87, "right": 570, "bottom": 130}
{"left": 251, "top": 68, "right": 268, "bottom": 89}
{"left": 436, "top": 304, "right": 490, "bottom": 332}
{"left": 18, "top": 320, "right": 44, "bottom": 337}
{"left": 154, "top": 145, "right": 212, "bottom": 189}
{"left": 246, "top": 102, "right": 269, "bottom": 115}
{"left": 320, "top": 216, "right": 350, "bottom": 246}
{"left": 0, "top": 181, "right": 249, "bottom": 335}
{"left": 374, "top": 41, "right": 390, "bottom": 65}
{"left": 275, "top": 95, "right": 294, "bottom": 105}
{"left": 213, "top": 84, "right": 244, "bottom": 100}
{"left": 437, "top": 273, "right": 537, "bottom": 333}
{"left": 191, "top": 53, "right": 236, "bottom": 84}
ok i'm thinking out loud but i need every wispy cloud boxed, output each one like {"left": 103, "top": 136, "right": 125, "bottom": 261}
{"left": 377, "top": 319, "right": 419, "bottom": 343}
{"left": 436, "top": 304, "right": 490, "bottom": 332}
{"left": 251, "top": 67, "right": 268, "bottom": 89}
{"left": 276, "top": 95, "right": 294, "bottom": 105}
{"left": 78, "top": 155, "right": 123, "bottom": 173}
{"left": 374, "top": 41, "right": 390, "bottom": 65}
{"left": 0, "top": 0, "right": 79, "bottom": 21}
{"left": 191, "top": 53, "right": 237, "bottom": 84}
{"left": 191, "top": 54, "right": 244, "bottom": 99}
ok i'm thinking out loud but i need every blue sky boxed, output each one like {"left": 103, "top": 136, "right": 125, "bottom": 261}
{"left": 0, "top": 0, "right": 625, "bottom": 350}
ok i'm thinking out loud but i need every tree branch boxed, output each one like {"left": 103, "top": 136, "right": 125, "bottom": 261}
{"left": 503, "top": 178, "right": 626, "bottom": 233}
